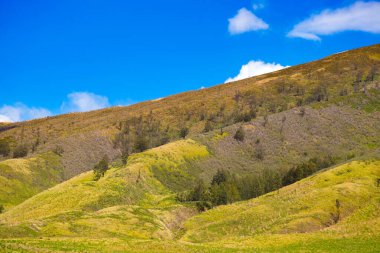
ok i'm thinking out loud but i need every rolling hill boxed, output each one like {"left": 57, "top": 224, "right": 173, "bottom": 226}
{"left": 0, "top": 44, "right": 380, "bottom": 252}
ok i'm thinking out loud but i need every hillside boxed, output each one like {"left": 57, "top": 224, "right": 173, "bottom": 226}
{"left": 0, "top": 157, "right": 379, "bottom": 252}
{"left": 0, "top": 44, "right": 379, "bottom": 181}
{"left": 0, "top": 44, "right": 378, "bottom": 210}
{"left": 0, "top": 44, "right": 380, "bottom": 252}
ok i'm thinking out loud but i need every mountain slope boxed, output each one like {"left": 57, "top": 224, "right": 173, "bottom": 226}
{"left": 0, "top": 44, "right": 379, "bottom": 180}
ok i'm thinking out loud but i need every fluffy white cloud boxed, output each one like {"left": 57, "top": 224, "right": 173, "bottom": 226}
{"left": 225, "top": 60, "right": 289, "bottom": 83}
{"left": 61, "top": 92, "right": 110, "bottom": 113}
{"left": 288, "top": 1, "right": 380, "bottom": 41}
{"left": 228, "top": 8, "right": 269, "bottom": 35}
{"left": 0, "top": 103, "right": 52, "bottom": 122}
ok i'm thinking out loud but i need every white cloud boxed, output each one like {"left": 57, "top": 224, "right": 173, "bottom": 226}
{"left": 228, "top": 8, "right": 269, "bottom": 35}
{"left": 0, "top": 103, "right": 52, "bottom": 122}
{"left": 253, "top": 3, "right": 264, "bottom": 10}
{"left": 225, "top": 60, "right": 289, "bottom": 83}
{"left": 61, "top": 92, "right": 110, "bottom": 113}
{"left": 288, "top": 1, "right": 380, "bottom": 41}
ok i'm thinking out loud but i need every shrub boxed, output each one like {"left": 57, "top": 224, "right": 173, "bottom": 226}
{"left": 53, "top": 146, "right": 64, "bottom": 156}
{"left": 0, "top": 138, "right": 10, "bottom": 157}
{"left": 13, "top": 144, "right": 28, "bottom": 158}
{"left": 93, "top": 155, "right": 110, "bottom": 181}
{"left": 234, "top": 126, "right": 245, "bottom": 142}
{"left": 0, "top": 204, "right": 4, "bottom": 213}
{"left": 179, "top": 127, "right": 189, "bottom": 138}
{"left": 203, "top": 120, "right": 213, "bottom": 132}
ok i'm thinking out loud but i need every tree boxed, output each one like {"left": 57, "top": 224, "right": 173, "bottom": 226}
{"left": 0, "top": 138, "right": 10, "bottom": 157}
{"left": 189, "top": 180, "right": 206, "bottom": 201}
{"left": 211, "top": 169, "right": 228, "bottom": 185}
{"left": 179, "top": 127, "right": 189, "bottom": 138}
{"left": 93, "top": 155, "right": 109, "bottom": 181}
{"left": 13, "top": 144, "right": 28, "bottom": 158}
{"left": 203, "top": 120, "right": 213, "bottom": 132}
{"left": 234, "top": 126, "right": 245, "bottom": 142}
{"left": 134, "top": 134, "right": 148, "bottom": 152}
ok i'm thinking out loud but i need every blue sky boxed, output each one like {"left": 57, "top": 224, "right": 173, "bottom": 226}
{"left": 1, "top": 0, "right": 380, "bottom": 122}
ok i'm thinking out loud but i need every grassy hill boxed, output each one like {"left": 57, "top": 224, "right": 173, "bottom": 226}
{"left": 0, "top": 152, "right": 64, "bottom": 210}
{"left": 0, "top": 44, "right": 380, "bottom": 252}
{"left": 0, "top": 157, "right": 378, "bottom": 252}
{"left": 0, "top": 139, "right": 208, "bottom": 240}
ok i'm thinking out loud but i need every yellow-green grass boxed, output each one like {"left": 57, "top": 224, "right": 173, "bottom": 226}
{"left": 182, "top": 159, "right": 380, "bottom": 246}
{"left": 1, "top": 236, "right": 379, "bottom": 253}
{"left": 0, "top": 157, "right": 379, "bottom": 252}
{"left": 0, "top": 139, "right": 208, "bottom": 239}
{"left": 0, "top": 152, "right": 64, "bottom": 209}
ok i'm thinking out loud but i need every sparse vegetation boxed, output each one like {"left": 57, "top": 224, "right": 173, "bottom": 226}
{"left": 93, "top": 155, "right": 109, "bottom": 180}
{"left": 0, "top": 138, "right": 10, "bottom": 157}
{"left": 12, "top": 144, "right": 28, "bottom": 158}
{"left": 233, "top": 126, "right": 245, "bottom": 141}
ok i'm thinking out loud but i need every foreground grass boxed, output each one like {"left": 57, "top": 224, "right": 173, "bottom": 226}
{"left": 1, "top": 236, "right": 379, "bottom": 253}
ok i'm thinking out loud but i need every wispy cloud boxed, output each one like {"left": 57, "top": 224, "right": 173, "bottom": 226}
{"left": 61, "top": 92, "right": 110, "bottom": 113}
{"left": 225, "top": 60, "right": 289, "bottom": 83}
{"left": 0, "top": 92, "right": 113, "bottom": 122}
{"left": 228, "top": 8, "right": 269, "bottom": 35}
{"left": 0, "top": 103, "right": 52, "bottom": 122}
{"left": 288, "top": 1, "right": 380, "bottom": 41}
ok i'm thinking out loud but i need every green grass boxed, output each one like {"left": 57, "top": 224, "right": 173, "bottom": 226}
{"left": 0, "top": 139, "right": 208, "bottom": 240}
{"left": 0, "top": 156, "right": 379, "bottom": 252}
{"left": 182, "top": 159, "right": 380, "bottom": 245}
{"left": 0, "top": 152, "right": 64, "bottom": 209}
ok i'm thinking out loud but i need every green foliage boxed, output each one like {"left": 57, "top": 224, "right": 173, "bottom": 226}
{"left": 234, "top": 126, "right": 245, "bottom": 142}
{"left": 179, "top": 127, "right": 189, "bottom": 138}
{"left": 0, "top": 138, "right": 10, "bottom": 157}
{"left": 180, "top": 156, "right": 338, "bottom": 210}
{"left": 282, "top": 156, "right": 336, "bottom": 186}
{"left": 93, "top": 155, "right": 109, "bottom": 181}
{"left": 0, "top": 204, "right": 4, "bottom": 213}
{"left": 203, "top": 120, "right": 213, "bottom": 132}
{"left": 12, "top": 144, "right": 28, "bottom": 158}
{"left": 211, "top": 169, "right": 229, "bottom": 185}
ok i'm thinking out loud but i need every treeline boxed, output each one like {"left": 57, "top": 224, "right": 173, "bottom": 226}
{"left": 177, "top": 156, "right": 336, "bottom": 211}
{"left": 113, "top": 112, "right": 172, "bottom": 164}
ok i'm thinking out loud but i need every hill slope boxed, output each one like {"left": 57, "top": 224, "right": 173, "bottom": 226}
{"left": 0, "top": 157, "right": 379, "bottom": 252}
{"left": 0, "top": 44, "right": 379, "bottom": 180}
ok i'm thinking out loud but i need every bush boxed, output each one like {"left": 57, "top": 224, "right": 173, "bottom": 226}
{"left": 0, "top": 204, "right": 4, "bottom": 213}
{"left": 179, "top": 127, "right": 189, "bottom": 138}
{"left": 203, "top": 120, "right": 213, "bottom": 132}
{"left": 234, "top": 126, "right": 245, "bottom": 142}
{"left": 53, "top": 146, "right": 64, "bottom": 156}
{"left": 13, "top": 144, "right": 28, "bottom": 158}
{"left": 93, "top": 155, "right": 110, "bottom": 181}
{"left": 0, "top": 138, "right": 10, "bottom": 157}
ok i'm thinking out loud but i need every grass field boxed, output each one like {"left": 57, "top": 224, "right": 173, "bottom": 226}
{"left": 0, "top": 151, "right": 379, "bottom": 252}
